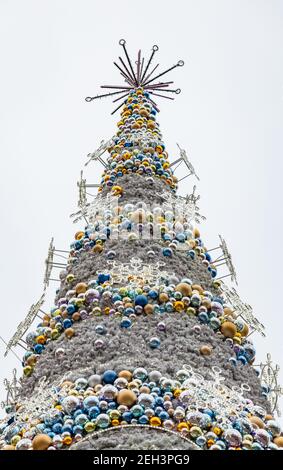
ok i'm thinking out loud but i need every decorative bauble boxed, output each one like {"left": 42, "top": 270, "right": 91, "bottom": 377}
{"left": 102, "top": 370, "right": 118, "bottom": 384}
{"left": 118, "top": 370, "right": 132, "bottom": 381}
{"left": 254, "top": 429, "right": 270, "bottom": 447}
{"left": 192, "top": 284, "right": 203, "bottom": 295}
{"left": 193, "top": 227, "right": 200, "bottom": 238}
{"left": 117, "top": 389, "right": 137, "bottom": 406}
{"left": 32, "top": 434, "right": 52, "bottom": 450}
{"left": 75, "top": 282, "right": 88, "bottom": 294}
{"left": 249, "top": 416, "right": 265, "bottom": 428}
{"left": 64, "top": 327, "right": 75, "bottom": 338}
{"left": 94, "top": 338, "right": 104, "bottom": 349}
{"left": 100, "top": 384, "right": 118, "bottom": 400}
{"left": 149, "top": 337, "right": 160, "bottom": 349}
{"left": 240, "top": 323, "right": 249, "bottom": 336}
{"left": 200, "top": 345, "right": 212, "bottom": 356}
{"left": 148, "top": 370, "right": 162, "bottom": 383}
{"left": 96, "top": 413, "right": 110, "bottom": 429}
{"left": 176, "top": 283, "right": 192, "bottom": 297}
{"left": 159, "top": 292, "right": 169, "bottom": 303}
{"left": 62, "top": 395, "right": 80, "bottom": 414}
{"left": 274, "top": 436, "right": 283, "bottom": 447}
{"left": 221, "top": 321, "right": 237, "bottom": 338}
{"left": 135, "top": 295, "right": 148, "bottom": 307}
{"left": 224, "top": 428, "right": 242, "bottom": 447}
{"left": 144, "top": 304, "right": 154, "bottom": 314}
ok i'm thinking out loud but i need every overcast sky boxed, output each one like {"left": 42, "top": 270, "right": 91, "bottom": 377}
{"left": 0, "top": 0, "right": 283, "bottom": 421}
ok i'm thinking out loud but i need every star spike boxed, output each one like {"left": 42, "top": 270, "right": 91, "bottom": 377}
{"left": 85, "top": 40, "right": 184, "bottom": 112}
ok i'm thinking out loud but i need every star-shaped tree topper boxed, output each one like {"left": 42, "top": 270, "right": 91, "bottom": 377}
{"left": 85, "top": 39, "right": 184, "bottom": 114}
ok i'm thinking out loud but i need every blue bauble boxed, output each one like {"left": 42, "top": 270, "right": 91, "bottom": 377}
{"left": 97, "top": 273, "right": 110, "bottom": 284}
{"left": 238, "top": 355, "right": 248, "bottom": 365}
{"left": 120, "top": 317, "right": 132, "bottom": 328}
{"left": 149, "top": 337, "right": 161, "bottom": 349}
{"left": 135, "top": 295, "right": 148, "bottom": 307}
{"left": 102, "top": 370, "right": 118, "bottom": 384}
{"left": 34, "top": 344, "right": 44, "bottom": 354}
{"left": 163, "top": 248, "right": 173, "bottom": 257}
{"left": 63, "top": 319, "right": 73, "bottom": 329}
{"left": 138, "top": 415, "right": 149, "bottom": 424}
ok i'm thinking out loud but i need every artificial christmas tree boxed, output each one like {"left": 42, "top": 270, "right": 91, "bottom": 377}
{"left": 0, "top": 40, "right": 282, "bottom": 451}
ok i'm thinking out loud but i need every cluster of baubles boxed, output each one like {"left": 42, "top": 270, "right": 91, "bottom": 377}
{"left": 21, "top": 278, "right": 255, "bottom": 377}
{"left": 98, "top": 89, "right": 178, "bottom": 192}
{"left": 1, "top": 367, "right": 282, "bottom": 451}
{"left": 69, "top": 217, "right": 218, "bottom": 278}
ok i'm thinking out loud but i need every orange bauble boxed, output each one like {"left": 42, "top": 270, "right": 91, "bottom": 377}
{"left": 249, "top": 416, "right": 265, "bottom": 429}
{"left": 118, "top": 370, "right": 132, "bottom": 381}
{"left": 64, "top": 327, "right": 75, "bottom": 339}
{"left": 159, "top": 292, "right": 169, "bottom": 303}
{"left": 176, "top": 283, "right": 192, "bottom": 297}
{"left": 274, "top": 436, "right": 283, "bottom": 448}
{"left": 32, "top": 434, "right": 52, "bottom": 450}
{"left": 192, "top": 284, "right": 204, "bottom": 295}
{"left": 144, "top": 304, "right": 154, "bottom": 315}
{"left": 75, "top": 282, "right": 88, "bottom": 294}
{"left": 117, "top": 389, "right": 137, "bottom": 406}
{"left": 200, "top": 345, "right": 212, "bottom": 356}
{"left": 221, "top": 321, "right": 237, "bottom": 338}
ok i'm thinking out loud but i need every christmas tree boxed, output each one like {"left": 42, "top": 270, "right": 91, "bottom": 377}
{"left": 0, "top": 40, "right": 282, "bottom": 451}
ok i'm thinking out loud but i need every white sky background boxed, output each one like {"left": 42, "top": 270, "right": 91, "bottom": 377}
{"left": 0, "top": 0, "right": 283, "bottom": 421}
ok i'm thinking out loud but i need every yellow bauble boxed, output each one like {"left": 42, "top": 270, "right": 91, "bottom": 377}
{"left": 117, "top": 389, "right": 137, "bottom": 407}
{"left": 150, "top": 417, "right": 161, "bottom": 426}
{"left": 174, "top": 301, "right": 184, "bottom": 312}
{"left": 32, "top": 434, "right": 52, "bottom": 450}
{"left": 240, "top": 323, "right": 249, "bottom": 336}
{"left": 93, "top": 244, "right": 103, "bottom": 253}
{"left": 177, "top": 422, "right": 189, "bottom": 431}
{"left": 221, "top": 321, "right": 237, "bottom": 338}
{"left": 36, "top": 335, "right": 46, "bottom": 344}
{"left": 63, "top": 436, "right": 72, "bottom": 446}
{"left": 75, "top": 231, "right": 84, "bottom": 240}
{"left": 186, "top": 307, "right": 196, "bottom": 315}
{"left": 66, "top": 274, "right": 75, "bottom": 283}
{"left": 193, "top": 227, "right": 201, "bottom": 238}
{"left": 23, "top": 366, "right": 33, "bottom": 377}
